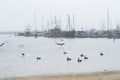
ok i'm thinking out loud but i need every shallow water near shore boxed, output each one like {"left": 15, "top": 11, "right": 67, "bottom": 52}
{"left": 0, "top": 34, "right": 120, "bottom": 78}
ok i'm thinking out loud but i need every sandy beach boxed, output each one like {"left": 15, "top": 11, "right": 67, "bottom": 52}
{"left": 1, "top": 71, "right": 120, "bottom": 80}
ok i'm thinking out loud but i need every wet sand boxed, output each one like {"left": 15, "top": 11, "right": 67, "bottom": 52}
{"left": 1, "top": 71, "right": 120, "bottom": 80}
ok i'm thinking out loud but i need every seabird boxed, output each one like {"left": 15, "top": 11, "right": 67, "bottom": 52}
{"left": 78, "top": 58, "right": 82, "bottom": 62}
{"left": 66, "top": 57, "right": 71, "bottom": 61}
{"left": 0, "top": 43, "right": 5, "bottom": 46}
{"left": 100, "top": 52, "right": 104, "bottom": 56}
{"left": 21, "top": 53, "right": 25, "bottom": 56}
{"left": 36, "top": 57, "right": 41, "bottom": 60}
{"left": 63, "top": 51, "right": 67, "bottom": 54}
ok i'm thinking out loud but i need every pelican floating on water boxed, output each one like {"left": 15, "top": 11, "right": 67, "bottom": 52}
{"left": 66, "top": 57, "right": 71, "bottom": 61}
{"left": 21, "top": 53, "right": 25, "bottom": 56}
{"left": 78, "top": 58, "right": 82, "bottom": 62}
{"left": 100, "top": 52, "right": 104, "bottom": 56}
{"left": 36, "top": 57, "right": 41, "bottom": 60}
{"left": 18, "top": 45, "right": 24, "bottom": 47}
{"left": 63, "top": 51, "right": 67, "bottom": 54}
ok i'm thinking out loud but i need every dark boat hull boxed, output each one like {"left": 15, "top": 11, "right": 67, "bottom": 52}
{"left": 62, "top": 30, "right": 75, "bottom": 38}
{"left": 45, "top": 28, "right": 75, "bottom": 38}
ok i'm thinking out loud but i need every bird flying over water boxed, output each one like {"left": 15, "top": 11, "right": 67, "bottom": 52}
{"left": 0, "top": 43, "right": 5, "bottom": 46}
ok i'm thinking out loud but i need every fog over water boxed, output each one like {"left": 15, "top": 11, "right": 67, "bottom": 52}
{"left": 0, "top": 35, "right": 120, "bottom": 78}
{"left": 0, "top": 0, "right": 120, "bottom": 31}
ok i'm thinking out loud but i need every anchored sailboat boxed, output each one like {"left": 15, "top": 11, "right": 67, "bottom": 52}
{"left": 16, "top": 11, "right": 38, "bottom": 37}
{"left": 44, "top": 14, "right": 75, "bottom": 38}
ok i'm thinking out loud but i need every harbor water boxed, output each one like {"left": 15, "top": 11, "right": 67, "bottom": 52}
{"left": 0, "top": 34, "right": 120, "bottom": 78}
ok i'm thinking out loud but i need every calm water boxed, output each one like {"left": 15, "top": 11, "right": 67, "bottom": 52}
{"left": 0, "top": 34, "right": 120, "bottom": 78}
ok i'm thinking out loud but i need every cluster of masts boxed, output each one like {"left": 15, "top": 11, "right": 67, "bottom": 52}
{"left": 25, "top": 14, "right": 76, "bottom": 33}
{"left": 42, "top": 14, "right": 75, "bottom": 31}
{"left": 26, "top": 9, "right": 111, "bottom": 33}
{"left": 16, "top": 9, "right": 120, "bottom": 39}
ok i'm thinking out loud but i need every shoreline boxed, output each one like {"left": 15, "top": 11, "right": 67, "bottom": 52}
{"left": 1, "top": 71, "right": 120, "bottom": 80}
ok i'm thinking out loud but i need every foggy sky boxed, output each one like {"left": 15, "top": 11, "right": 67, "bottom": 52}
{"left": 0, "top": 0, "right": 120, "bottom": 31}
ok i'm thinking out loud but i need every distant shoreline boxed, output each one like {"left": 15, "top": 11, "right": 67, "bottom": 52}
{"left": 1, "top": 70, "right": 120, "bottom": 80}
{"left": 0, "top": 32, "right": 15, "bottom": 34}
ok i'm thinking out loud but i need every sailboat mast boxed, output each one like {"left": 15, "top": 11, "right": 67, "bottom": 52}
{"left": 107, "top": 9, "right": 109, "bottom": 35}
{"left": 42, "top": 16, "right": 44, "bottom": 31}
{"left": 73, "top": 14, "right": 75, "bottom": 30}
{"left": 54, "top": 15, "right": 57, "bottom": 27}
{"left": 67, "top": 14, "right": 71, "bottom": 31}
{"left": 34, "top": 11, "right": 37, "bottom": 32}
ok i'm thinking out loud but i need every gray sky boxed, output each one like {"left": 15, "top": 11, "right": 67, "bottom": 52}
{"left": 0, "top": 0, "right": 120, "bottom": 31}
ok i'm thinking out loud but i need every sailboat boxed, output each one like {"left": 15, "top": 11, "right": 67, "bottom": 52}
{"left": 16, "top": 11, "right": 38, "bottom": 38}
{"left": 45, "top": 15, "right": 75, "bottom": 38}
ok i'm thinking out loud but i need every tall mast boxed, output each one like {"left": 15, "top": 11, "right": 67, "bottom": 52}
{"left": 50, "top": 15, "right": 53, "bottom": 29}
{"left": 42, "top": 16, "right": 44, "bottom": 31}
{"left": 45, "top": 18, "right": 49, "bottom": 31}
{"left": 107, "top": 9, "right": 109, "bottom": 35}
{"left": 54, "top": 15, "right": 57, "bottom": 27}
{"left": 34, "top": 11, "right": 37, "bottom": 32}
{"left": 67, "top": 14, "right": 72, "bottom": 31}
{"left": 73, "top": 14, "right": 75, "bottom": 30}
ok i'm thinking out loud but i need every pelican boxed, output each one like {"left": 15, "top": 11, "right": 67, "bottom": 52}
{"left": 63, "top": 51, "right": 67, "bottom": 54}
{"left": 80, "top": 54, "right": 84, "bottom": 57}
{"left": 36, "top": 57, "right": 41, "bottom": 60}
{"left": 100, "top": 52, "right": 104, "bottom": 56}
{"left": 78, "top": 58, "right": 82, "bottom": 62}
{"left": 21, "top": 53, "right": 25, "bottom": 56}
{"left": 18, "top": 45, "right": 24, "bottom": 47}
{"left": 84, "top": 56, "right": 88, "bottom": 60}
{"left": 66, "top": 57, "right": 71, "bottom": 61}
